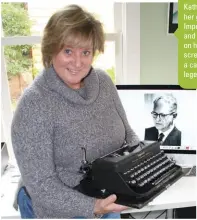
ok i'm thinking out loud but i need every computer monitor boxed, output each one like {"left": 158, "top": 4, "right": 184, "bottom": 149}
{"left": 116, "top": 85, "right": 197, "bottom": 155}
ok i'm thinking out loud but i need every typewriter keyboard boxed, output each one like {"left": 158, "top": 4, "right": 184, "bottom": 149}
{"left": 122, "top": 150, "right": 179, "bottom": 194}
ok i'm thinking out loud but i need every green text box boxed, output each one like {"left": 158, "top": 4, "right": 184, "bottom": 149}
{"left": 174, "top": 0, "right": 197, "bottom": 89}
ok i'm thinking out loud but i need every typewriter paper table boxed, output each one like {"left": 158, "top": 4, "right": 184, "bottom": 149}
{"left": 121, "top": 176, "right": 196, "bottom": 213}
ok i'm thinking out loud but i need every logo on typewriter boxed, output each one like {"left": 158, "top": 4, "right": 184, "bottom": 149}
{"left": 101, "top": 189, "right": 106, "bottom": 194}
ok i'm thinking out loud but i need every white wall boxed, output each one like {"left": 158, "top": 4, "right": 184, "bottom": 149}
{"left": 140, "top": 3, "right": 178, "bottom": 84}
{"left": 124, "top": 3, "right": 140, "bottom": 84}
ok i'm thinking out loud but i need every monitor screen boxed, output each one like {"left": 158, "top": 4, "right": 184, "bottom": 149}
{"left": 116, "top": 85, "right": 197, "bottom": 153}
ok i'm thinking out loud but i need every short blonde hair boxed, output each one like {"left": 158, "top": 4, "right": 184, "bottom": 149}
{"left": 41, "top": 4, "right": 105, "bottom": 68}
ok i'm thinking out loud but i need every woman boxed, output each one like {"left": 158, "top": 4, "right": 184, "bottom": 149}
{"left": 12, "top": 5, "right": 140, "bottom": 218}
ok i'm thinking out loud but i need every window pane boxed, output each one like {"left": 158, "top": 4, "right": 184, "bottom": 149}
{"left": 1, "top": 1, "right": 114, "bottom": 37}
{"left": 1, "top": 3, "right": 31, "bottom": 37}
{"left": 94, "top": 42, "right": 116, "bottom": 83}
{"left": 4, "top": 42, "right": 116, "bottom": 112}
{"left": 4, "top": 44, "right": 37, "bottom": 111}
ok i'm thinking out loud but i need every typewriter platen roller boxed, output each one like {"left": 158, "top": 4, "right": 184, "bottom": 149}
{"left": 75, "top": 141, "right": 183, "bottom": 209}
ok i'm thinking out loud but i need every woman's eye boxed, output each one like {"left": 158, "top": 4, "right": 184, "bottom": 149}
{"left": 64, "top": 49, "right": 72, "bottom": 55}
{"left": 83, "top": 51, "right": 90, "bottom": 56}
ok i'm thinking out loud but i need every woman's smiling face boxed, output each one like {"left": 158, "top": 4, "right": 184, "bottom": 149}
{"left": 52, "top": 42, "right": 93, "bottom": 89}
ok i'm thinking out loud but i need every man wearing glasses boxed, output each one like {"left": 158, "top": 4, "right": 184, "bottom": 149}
{"left": 144, "top": 94, "right": 181, "bottom": 146}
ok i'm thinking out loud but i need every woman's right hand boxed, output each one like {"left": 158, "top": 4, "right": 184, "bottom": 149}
{"left": 93, "top": 194, "right": 128, "bottom": 215}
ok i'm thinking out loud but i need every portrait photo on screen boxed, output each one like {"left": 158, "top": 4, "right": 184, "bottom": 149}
{"left": 144, "top": 92, "right": 197, "bottom": 148}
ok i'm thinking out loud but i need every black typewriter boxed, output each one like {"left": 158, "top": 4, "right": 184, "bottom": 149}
{"left": 75, "top": 141, "right": 184, "bottom": 209}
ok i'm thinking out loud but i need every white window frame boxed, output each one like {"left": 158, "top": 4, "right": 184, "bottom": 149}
{"left": 114, "top": 2, "right": 140, "bottom": 84}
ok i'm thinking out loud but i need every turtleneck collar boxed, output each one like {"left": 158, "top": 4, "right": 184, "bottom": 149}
{"left": 35, "top": 66, "right": 100, "bottom": 105}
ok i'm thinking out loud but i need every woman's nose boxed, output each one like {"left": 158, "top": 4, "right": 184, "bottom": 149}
{"left": 73, "top": 54, "right": 82, "bottom": 68}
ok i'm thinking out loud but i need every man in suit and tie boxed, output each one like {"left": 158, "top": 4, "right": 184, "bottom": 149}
{"left": 145, "top": 94, "right": 181, "bottom": 146}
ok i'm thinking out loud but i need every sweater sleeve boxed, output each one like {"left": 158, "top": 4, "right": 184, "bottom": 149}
{"left": 11, "top": 92, "right": 96, "bottom": 218}
{"left": 100, "top": 71, "right": 140, "bottom": 146}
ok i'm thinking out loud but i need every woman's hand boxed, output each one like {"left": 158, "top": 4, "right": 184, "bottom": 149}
{"left": 93, "top": 194, "right": 128, "bottom": 215}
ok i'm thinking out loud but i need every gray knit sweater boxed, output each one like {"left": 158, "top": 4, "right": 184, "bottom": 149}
{"left": 11, "top": 67, "right": 139, "bottom": 218}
